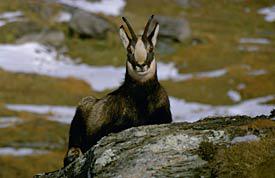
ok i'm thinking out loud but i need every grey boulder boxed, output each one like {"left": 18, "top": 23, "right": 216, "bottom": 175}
{"left": 69, "top": 10, "right": 112, "bottom": 38}
{"left": 16, "top": 30, "right": 65, "bottom": 47}
{"left": 35, "top": 114, "right": 274, "bottom": 178}
{"left": 154, "top": 15, "right": 192, "bottom": 42}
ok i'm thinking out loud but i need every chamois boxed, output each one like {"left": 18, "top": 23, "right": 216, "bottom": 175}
{"left": 64, "top": 15, "right": 172, "bottom": 166}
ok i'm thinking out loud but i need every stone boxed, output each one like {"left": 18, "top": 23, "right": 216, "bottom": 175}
{"left": 154, "top": 15, "right": 192, "bottom": 42}
{"left": 156, "top": 38, "right": 176, "bottom": 55}
{"left": 35, "top": 114, "right": 274, "bottom": 178}
{"left": 16, "top": 30, "right": 65, "bottom": 47}
{"left": 69, "top": 10, "right": 113, "bottom": 38}
{"left": 175, "top": 0, "right": 192, "bottom": 7}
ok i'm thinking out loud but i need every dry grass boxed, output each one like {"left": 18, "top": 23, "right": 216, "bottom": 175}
{"left": 0, "top": 115, "right": 68, "bottom": 177}
{"left": 211, "top": 138, "right": 275, "bottom": 178}
{"left": 0, "top": 118, "right": 69, "bottom": 149}
{"left": 246, "top": 119, "right": 275, "bottom": 129}
{"left": 0, "top": 70, "right": 99, "bottom": 105}
{"left": 161, "top": 76, "right": 237, "bottom": 105}
{"left": 0, "top": 151, "right": 64, "bottom": 178}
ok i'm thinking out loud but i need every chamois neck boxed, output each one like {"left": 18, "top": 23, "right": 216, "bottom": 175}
{"left": 124, "top": 69, "right": 158, "bottom": 85}
{"left": 122, "top": 70, "right": 160, "bottom": 97}
{"left": 109, "top": 61, "right": 160, "bottom": 97}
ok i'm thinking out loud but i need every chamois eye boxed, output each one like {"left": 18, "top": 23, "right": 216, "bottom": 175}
{"left": 127, "top": 46, "right": 134, "bottom": 54}
{"left": 149, "top": 46, "right": 154, "bottom": 52}
{"left": 127, "top": 46, "right": 131, "bottom": 52}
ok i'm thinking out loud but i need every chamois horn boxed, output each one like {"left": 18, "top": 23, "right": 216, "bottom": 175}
{"left": 122, "top": 16, "right": 137, "bottom": 41}
{"left": 142, "top": 15, "right": 154, "bottom": 39}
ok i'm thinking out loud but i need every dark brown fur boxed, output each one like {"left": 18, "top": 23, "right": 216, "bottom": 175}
{"left": 64, "top": 16, "right": 172, "bottom": 166}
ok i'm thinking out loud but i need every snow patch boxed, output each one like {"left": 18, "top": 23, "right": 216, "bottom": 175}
{"left": 55, "top": 11, "right": 72, "bottom": 22}
{"left": 5, "top": 96, "right": 275, "bottom": 124}
{"left": 195, "top": 69, "right": 227, "bottom": 78}
{"left": 0, "top": 21, "right": 5, "bottom": 26}
{"left": 0, "top": 11, "right": 23, "bottom": 27}
{"left": 237, "top": 83, "right": 246, "bottom": 90}
{"left": 0, "top": 11, "right": 23, "bottom": 19}
{"left": 258, "top": 5, "right": 275, "bottom": 22}
{"left": 248, "top": 69, "right": 267, "bottom": 76}
{"left": 157, "top": 63, "right": 227, "bottom": 81}
{"left": 238, "top": 46, "right": 259, "bottom": 52}
{"left": 231, "top": 135, "right": 260, "bottom": 144}
{"left": 239, "top": 38, "right": 270, "bottom": 44}
{"left": 0, "top": 43, "right": 227, "bottom": 91}
{"left": 0, "top": 117, "right": 22, "bottom": 128}
{"left": 5, "top": 104, "right": 75, "bottom": 124}
{"left": 0, "top": 147, "right": 48, "bottom": 156}
{"left": 170, "top": 95, "right": 275, "bottom": 122}
{"left": 56, "top": 0, "right": 126, "bottom": 16}
{"left": 227, "top": 90, "right": 241, "bottom": 102}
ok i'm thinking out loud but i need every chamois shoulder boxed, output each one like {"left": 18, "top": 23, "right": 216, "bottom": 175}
{"left": 77, "top": 96, "right": 98, "bottom": 114}
{"left": 147, "top": 85, "right": 170, "bottom": 113}
{"left": 155, "top": 86, "right": 170, "bottom": 105}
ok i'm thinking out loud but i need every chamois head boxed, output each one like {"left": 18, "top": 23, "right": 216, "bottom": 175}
{"left": 119, "top": 15, "right": 160, "bottom": 82}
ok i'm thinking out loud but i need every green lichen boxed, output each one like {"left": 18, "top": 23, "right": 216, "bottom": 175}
{"left": 94, "top": 149, "right": 118, "bottom": 167}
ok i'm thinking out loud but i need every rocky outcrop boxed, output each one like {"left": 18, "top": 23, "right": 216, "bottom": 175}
{"left": 154, "top": 15, "right": 192, "bottom": 42}
{"left": 35, "top": 113, "right": 275, "bottom": 178}
{"left": 69, "top": 10, "right": 113, "bottom": 38}
{"left": 16, "top": 30, "right": 65, "bottom": 47}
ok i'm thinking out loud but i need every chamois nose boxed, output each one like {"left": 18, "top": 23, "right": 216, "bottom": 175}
{"left": 136, "top": 64, "right": 148, "bottom": 72}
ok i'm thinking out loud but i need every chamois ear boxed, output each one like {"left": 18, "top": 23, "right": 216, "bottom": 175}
{"left": 119, "top": 25, "right": 130, "bottom": 48}
{"left": 148, "top": 23, "right": 160, "bottom": 47}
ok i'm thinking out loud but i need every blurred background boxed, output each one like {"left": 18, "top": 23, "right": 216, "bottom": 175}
{"left": 0, "top": 0, "right": 274, "bottom": 177}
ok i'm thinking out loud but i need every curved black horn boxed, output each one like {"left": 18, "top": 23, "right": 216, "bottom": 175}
{"left": 142, "top": 15, "right": 154, "bottom": 39}
{"left": 122, "top": 17, "right": 137, "bottom": 41}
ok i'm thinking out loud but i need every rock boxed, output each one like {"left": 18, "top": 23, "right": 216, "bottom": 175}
{"left": 154, "top": 15, "right": 192, "bottom": 42}
{"left": 35, "top": 114, "right": 275, "bottom": 178}
{"left": 175, "top": 0, "right": 200, "bottom": 8}
{"left": 16, "top": 30, "right": 65, "bottom": 47}
{"left": 230, "top": 134, "right": 259, "bottom": 144}
{"left": 156, "top": 38, "right": 176, "bottom": 55}
{"left": 0, "top": 21, "right": 44, "bottom": 43}
{"left": 175, "top": 0, "right": 192, "bottom": 7}
{"left": 69, "top": 10, "right": 113, "bottom": 38}
{"left": 55, "top": 11, "right": 72, "bottom": 23}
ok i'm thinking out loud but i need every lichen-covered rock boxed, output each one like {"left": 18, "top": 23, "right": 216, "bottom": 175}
{"left": 35, "top": 114, "right": 275, "bottom": 178}
{"left": 154, "top": 15, "right": 192, "bottom": 42}
{"left": 16, "top": 30, "right": 65, "bottom": 47}
{"left": 69, "top": 10, "right": 113, "bottom": 38}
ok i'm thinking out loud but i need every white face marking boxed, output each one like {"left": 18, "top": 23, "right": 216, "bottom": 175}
{"left": 134, "top": 37, "right": 147, "bottom": 64}
{"left": 127, "top": 59, "right": 156, "bottom": 82}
